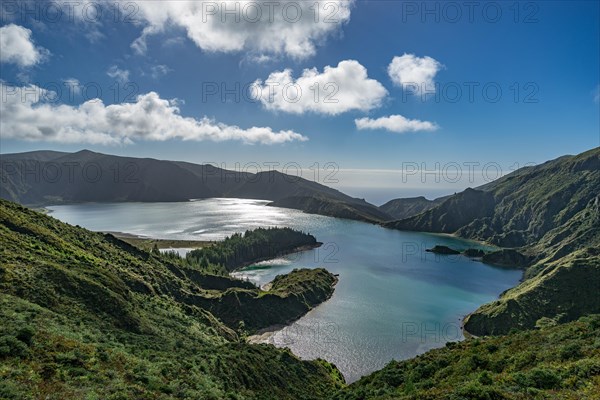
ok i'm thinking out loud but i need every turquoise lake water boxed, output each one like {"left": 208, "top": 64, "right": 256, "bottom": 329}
{"left": 48, "top": 199, "right": 522, "bottom": 383}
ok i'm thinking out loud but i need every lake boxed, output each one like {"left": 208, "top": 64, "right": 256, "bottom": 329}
{"left": 47, "top": 198, "right": 522, "bottom": 383}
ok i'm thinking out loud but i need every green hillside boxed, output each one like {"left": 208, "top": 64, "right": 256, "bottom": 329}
{"left": 0, "top": 199, "right": 342, "bottom": 399}
{"left": 385, "top": 148, "right": 599, "bottom": 248}
{"left": 1, "top": 184, "right": 599, "bottom": 399}
{"left": 384, "top": 148, "right": 600, "bottom": 335}
{"left": 334, "top": 315, "right": 600, "bottom": 400}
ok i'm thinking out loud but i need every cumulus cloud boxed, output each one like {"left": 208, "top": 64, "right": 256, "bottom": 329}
{"left": 355, "top": 115, "right": 438, "bottom": 133}
{"left": 0, "top": 83, "right": 307, "bottom": 145}
{"left": 0, "top": 24, "right": 49, "bottom": 67}
{"left": 106, "top": 65, "right": 130, "bottom": 83}
{"left": 253, "top": 60, "right": 387, "bottom": 115}
{"left": 125, "top": 0, "right": 353, "bottom": 58}
{"left": 388, "top": 54, "right": 443, "bottom": 95}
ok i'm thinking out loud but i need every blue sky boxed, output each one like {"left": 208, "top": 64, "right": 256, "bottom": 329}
{"left": 1, "top": 1, "right": 599, "bottom": 203}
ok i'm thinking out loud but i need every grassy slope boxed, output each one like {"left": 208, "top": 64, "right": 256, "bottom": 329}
{"left": 460, "top": 148, "right": 600, "bottom": 248}
{"left": 465, "top": 181, "right": 600, "bottom": 335}
{"left": 384, "top": 188, "right": 495, "bottom": 233}
{"left": 384, "top": 148, "right": 600, "bottom": 335}
{"left": 0, "top": 199, "right": 342, "bottom": 399}
{"left": 1, "top": 182, "right": 599, "bottom": 399}
{"left": 384, "top": 148, "right": 599, "bottom": 247}
{"left": 335, "top": 315, "right": 600, "bottom": 400}
{"left": 465, "top": 247, "right": 600, "bottom": 335}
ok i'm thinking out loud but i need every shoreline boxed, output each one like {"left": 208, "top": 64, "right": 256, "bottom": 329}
{"left": 105, "top": 231, "right": 214, "bottom": 251}
{"left": 232, "top": 241, "right": 323, "bottom": 271}
{"left": 247, "top": 274, "right": 338, "bottom": 345}
{"left": 43, "top": 201, "right": 517, "bottom": 345}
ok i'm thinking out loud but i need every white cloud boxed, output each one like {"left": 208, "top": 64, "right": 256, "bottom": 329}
{"left": 126, "top": 0, "right": 353, "bottom": 59}
{"left": 0, "top": 83, "right": 307, "bottom": 145}
{"left": 254, "top": 60, "right": 387, "bottom": 115}
{"left": 388, "top": 54, "right": 443, "bottom": 95}
{"left": 106, "top": 65, "right": 130, "bottom": 83}
{"left": 355, "top": 115, "right": 439, "bottom": 133}
{"left": 0, "top": 24, "right": 49, "bottom": 67}
{"left": 149, "top": 64, "right": 172, "bottom": 79}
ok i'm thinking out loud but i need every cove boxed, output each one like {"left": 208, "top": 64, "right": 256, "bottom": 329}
{"left": 47, "top": 198, "right": 522, "bottom": 383}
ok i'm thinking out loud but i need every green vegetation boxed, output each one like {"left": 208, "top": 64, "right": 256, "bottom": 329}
{"left": 2, "top": 148, "right": 600, "bottom": 399}
{"left": 199, "top": 268, "right": 338, "bottom": 332}
{"left": 335, "top": 315, "right": 600, "bottom": 400}
{"left": 481, "top": 249, "right": 531, "bottom": 269}
{"left": 465, "top": 247, "right": 600, "bottom": 335}
{"left": 385, "top": 148, "right": 600, "bottom": 336}
{"left": 0, "top": 199, "right": 341, "bottom": 399}
{"left": 385, "top": 188, "right": 496, "bottom": 234}
{"left": 186, "top": 227, "right": 320, "bottom": 273}
{"left": 1, "top": 195, "right": 598, "bottom": 400}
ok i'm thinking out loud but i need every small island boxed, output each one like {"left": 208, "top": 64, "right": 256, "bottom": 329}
{"left": 426, "top": 245, "right": 461, "bottom": 255}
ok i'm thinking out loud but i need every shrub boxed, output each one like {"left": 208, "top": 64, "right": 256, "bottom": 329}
{"left": 560, "top": 343, "right": 583, "bottom": 360}
{"left": 452, "top": 382, "right": 504, "bottom": 400}
{"left": 517, "top": 367, "right": 562, "bottom": 390}
{"left": 16, "top": 326, "right": 35, "bottom": 345}
{"left": 569, "top": 359, "right": 600, "bottom": 379}
{"left": 478, "top": 371, "right": 493, "bottom": 385}
{"left": 0, "top": 335, "right": 28, "bottom": 358}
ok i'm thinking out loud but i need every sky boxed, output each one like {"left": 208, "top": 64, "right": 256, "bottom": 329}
{"left": 0, "top": 0, "right": 599, "bottom": 204}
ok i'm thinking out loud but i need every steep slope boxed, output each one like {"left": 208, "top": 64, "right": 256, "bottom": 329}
{"left": 385, "top": 188, "right": 496, "bottom": 233}
{"left": 384, "top": 148, "right": 598, "bottom": 250}
{"left": 384, "top": 148, "right": 600, "bottom": 336}
{"left": 334, "top": 315, "right": 600, "bottom": 400}
{"left": 228, "top": 170, "right": 361, "bottom": 202}
{"left": 465, "top": 247, "right": 600, "bottom": 335}
{"left": 464, "top": 197, "right": 600, "bottom": 335}
{"left": 0, "top": 199, "right": 342, "bottom": 399}
{"left": 0, "top": 150, "right": 386, "bottom": 223}
{"left": 379, "top": 196, "right": 445, "bottom": 220}
{"left": 385, "top": 148, "right": 599, "bottom": 247}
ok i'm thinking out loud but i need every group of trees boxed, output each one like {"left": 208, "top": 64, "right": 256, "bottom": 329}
{"left": 185, "top": 227, "right": 318, "bottom": 274}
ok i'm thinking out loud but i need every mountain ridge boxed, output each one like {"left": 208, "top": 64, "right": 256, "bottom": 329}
{"left": 383, "top": 147, "right": 600, "bottom": 335}
{"left": 1, "top": 149, "right": 391, "bottom": 223}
